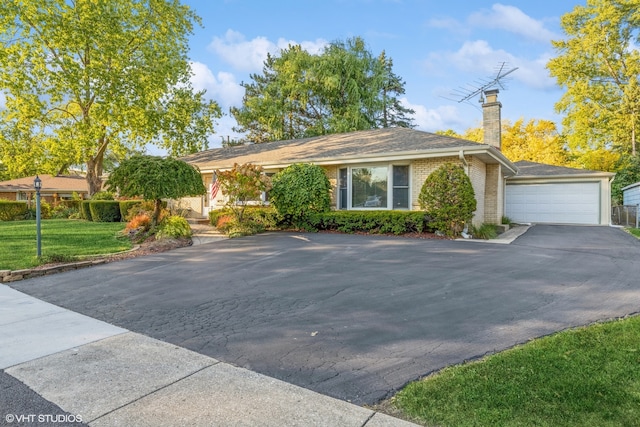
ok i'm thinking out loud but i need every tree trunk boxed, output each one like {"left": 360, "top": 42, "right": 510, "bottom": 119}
{"left": 86, "top": 134, "right": 109, "bottom": 196}
{"left": 153, "top": 198, "right": 162, "bottom": 227}
{"left": 86, "top": 157, "right": 103, "bottom": 196}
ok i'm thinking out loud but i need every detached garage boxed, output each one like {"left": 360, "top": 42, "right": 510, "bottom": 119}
{"left": 505, "top": 161, "right": 614, "bottom": 225}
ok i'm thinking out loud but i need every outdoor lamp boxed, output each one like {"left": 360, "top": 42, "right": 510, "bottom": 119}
{"left": 34, "top": 175, "right": 42, "bottom": 257}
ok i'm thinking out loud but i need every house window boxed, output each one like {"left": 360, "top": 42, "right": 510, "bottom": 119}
{"left": 352, "top": 166, "right": 388, "bottom": 208}
{"left": 339, "top": 168, "right": 348, "bottom": 209}
{"left": 392, "top": 165, "right": 409, "bottom": 209}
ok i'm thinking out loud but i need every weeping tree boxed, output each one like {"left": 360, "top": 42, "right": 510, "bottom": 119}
{"left": 0, "top": 0, "right": 221, "bottom": 192}
{"left": 106, "top": 155, "right": 205, "bottom": 226}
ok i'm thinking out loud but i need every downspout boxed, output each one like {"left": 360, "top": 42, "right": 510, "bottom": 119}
{"left": 459, "top": 150, "right": 472, "bottom": 239}
{"left": 459, "top": 150, "right": 469, "bottom": 175}
{"left": 609, "top": 174, "right": 615, "bottom": 227}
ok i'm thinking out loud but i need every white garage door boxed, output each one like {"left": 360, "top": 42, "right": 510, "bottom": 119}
{"left": 506, "top": 182, "right": 600, "bottom": 224}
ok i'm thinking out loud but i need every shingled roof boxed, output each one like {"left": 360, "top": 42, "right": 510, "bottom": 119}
{"left": 0, "top": 175, "right": 89, "bottom": 193}
{"left": 183, "top": 127, "right": 517, "bottom": 173}
{"left": 513, "top": 161, "right": 615, "bottom": 178}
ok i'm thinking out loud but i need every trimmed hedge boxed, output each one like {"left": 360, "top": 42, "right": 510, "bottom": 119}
{"left": 88, "top": 201, "right": 122, "bottom": 222}
{"left": 0, "top": 200, "right": 28, "bottom": 221}
{"left": 81, "top": 200, "right": 92, "bottom": 220}
{"left": 308, "top": 210, "right": 431, "bottom": 235}
{"left": 209, "top": 207, "right": 431, "bottom": 235}
{"left": 209, "top": 207, "right": 281, "bottom": 230}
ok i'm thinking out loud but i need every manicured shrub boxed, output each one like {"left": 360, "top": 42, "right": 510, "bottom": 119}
{"left": 50, "top": 204, "right": 79, "bottom": 219}
{"left": 269, "top": 163, "right": 331, "bottom": 228}
{"left": 89, "top": 200, "right": 122, "bottom": 222}
{"left": 418, "top": 163, "right": 476, "bottom": 237}
{"left": 26, "top": 200, "right": 51, "bottom": 219}
{"left": 156, "top": 215, "right": 192, "bottom": 239}
{"left": 91, "top": 191, "right": 115, "bottom": 200}
{"left": 215, "top": 214, "right": 235, "bottom": 232}
{"left": 0, "top": 200, "right": 28, "bottom": 221}
{"left": 241, "top": 207, "right": 281, "bottom": 230}
{"left": 308, "top": 210, "right": 430, "bottom": 235}
{"left": 81, "top": 201, "right": 92, "bottom": 220}
{"left": 209, "top": 208, "right": 233, "bottom": 227}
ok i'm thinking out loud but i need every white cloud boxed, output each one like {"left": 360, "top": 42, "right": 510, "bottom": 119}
{"left": 208, "top": 29, "right": 327, "bottom": 72}
{"left": 208, "top": 29, "right": 274, "bottom": 72}
{"left": 190, "top": 61, "right": 244, "bottom": 108}
{"left": 426, "top": 17, "right": 469, "bottom": 36}
{"left": 426, "top": 40, "right": 555, "bottom": 90}
{"left": 401, "top": 98, "right": 468, "bottom": 132}
{"left": 468, "top": 4, "right": 559, "bottom": 43}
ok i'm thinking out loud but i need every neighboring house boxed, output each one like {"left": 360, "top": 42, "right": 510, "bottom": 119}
{"left": 182, "top": 90, "right": 614, "bottom": 226}
{"left": 622, "top": 182, "right": 640, "bottom": 225}
{"left": 622, "top": 181, "right": 640, "bottom": 208}
{"left": 0, "top": 174, "right": 89, "bottom": 205}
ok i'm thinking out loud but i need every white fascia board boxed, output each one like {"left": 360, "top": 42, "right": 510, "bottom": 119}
{"left": 508, "top": 173, "right": 615, "bottom": 183}
{"left": 198, "top": 145, "right": 517, "bottom": 173}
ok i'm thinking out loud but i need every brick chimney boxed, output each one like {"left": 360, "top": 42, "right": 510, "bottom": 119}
{"left": 482, "top": 89, "right": 501, "bottom": 150}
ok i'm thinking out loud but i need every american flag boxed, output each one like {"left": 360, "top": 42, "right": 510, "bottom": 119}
{"left": 210, "top": 172, "right": 219, "bottom": 199}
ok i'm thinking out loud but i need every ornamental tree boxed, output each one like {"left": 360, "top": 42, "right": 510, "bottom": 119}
{"left": 215, "top": 163, "right": 271, "bottom": 223}
{"left": 106, "top": 155, "right": 205, "bottom": 226}
{"left": 418, "top": 163, "right": 476, "bottom": 237}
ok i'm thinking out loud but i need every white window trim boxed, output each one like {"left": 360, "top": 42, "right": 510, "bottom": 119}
{"left": 340, "top": 163, "right": 411, "bottom": 210}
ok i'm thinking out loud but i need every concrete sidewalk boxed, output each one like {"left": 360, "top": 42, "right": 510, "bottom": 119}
{"left": 0, "top": 285, "right": 417, "bottom": 426}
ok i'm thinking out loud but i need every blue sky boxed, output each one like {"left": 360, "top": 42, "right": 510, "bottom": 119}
{"left": 182, "top": 0, "right": 581, "bottom": 147}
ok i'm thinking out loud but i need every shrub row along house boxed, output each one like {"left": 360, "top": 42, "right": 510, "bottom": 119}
{"left": 182, "top": 90, "right": 614, "bottom": 227}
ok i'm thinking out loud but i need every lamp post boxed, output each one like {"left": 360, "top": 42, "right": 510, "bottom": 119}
{"left": 34, "top": 175, "right": 42, "bottom": 258}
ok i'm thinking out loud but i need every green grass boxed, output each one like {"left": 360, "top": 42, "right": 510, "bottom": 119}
{"left": 0, "top": 219, "right": 131, "bottom": 270}
{"left": 391, "top": 315, "right": 640, "bottom": 427}
{"left": 627, "top": 227, "right": 640, "bottom": 238}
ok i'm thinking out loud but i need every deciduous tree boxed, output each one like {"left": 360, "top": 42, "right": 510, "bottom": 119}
{"left": 547, "top": 0, "right": 640, "bottom": 157}
{"left": 0, "top": 0, "right": 221, "bottom": 192}
{"left": 215, "top": 163, "right": 271, "bottom": 223}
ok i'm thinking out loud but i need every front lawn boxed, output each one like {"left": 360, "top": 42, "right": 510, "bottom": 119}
{"left": 627, "top": 227, "right": 640, "bottom": 238}
{"left": 389, "top": 315, "right": 640, "bottom": 426}
{"left": 0, "top": 219, "right": 131, "bottom": 271}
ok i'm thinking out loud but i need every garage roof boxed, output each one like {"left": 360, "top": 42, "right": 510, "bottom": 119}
{"left": 512, "top": 161, "right": 615, "bottom": 179}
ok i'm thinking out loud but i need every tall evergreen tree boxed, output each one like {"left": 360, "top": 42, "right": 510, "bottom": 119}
{"left": 231, "top": 37, "right": 414, "bottom": 142}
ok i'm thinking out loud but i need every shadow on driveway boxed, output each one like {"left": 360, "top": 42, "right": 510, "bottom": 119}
{"left": 11, "top": 225, "right": 640, "bottom": 405}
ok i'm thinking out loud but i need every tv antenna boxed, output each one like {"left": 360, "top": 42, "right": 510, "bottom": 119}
{"left": 444, "top": 62, "right": 518, "bottom": 105}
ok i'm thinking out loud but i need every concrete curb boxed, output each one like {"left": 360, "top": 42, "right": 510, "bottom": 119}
{"left": 456, "top": 224, "right": 532, "bottom": 244}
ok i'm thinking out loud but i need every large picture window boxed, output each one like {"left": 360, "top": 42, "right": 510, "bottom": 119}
{"left": 352, "top": 166, "right": 388, "bottom": 208}
{"left": 339, "top": 164, "right": 409, "bottom": 210}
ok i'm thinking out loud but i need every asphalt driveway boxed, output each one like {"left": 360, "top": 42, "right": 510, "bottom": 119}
{"left": 10, "top": 225, "right": 640, "bottom": 405}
